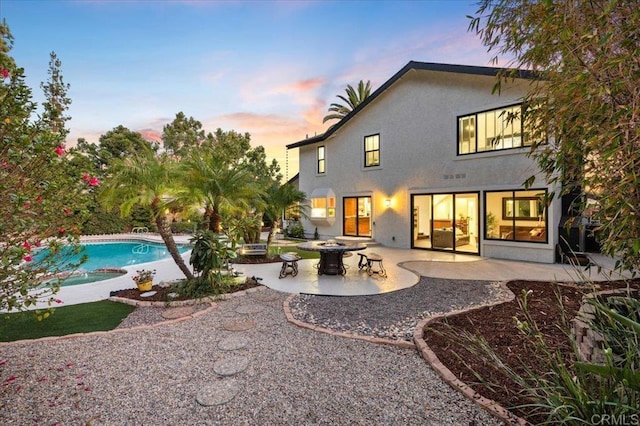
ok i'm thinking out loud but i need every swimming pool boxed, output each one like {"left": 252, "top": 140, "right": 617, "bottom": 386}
{"left": 36, "top": 241, "right": 191, "bottom": 286}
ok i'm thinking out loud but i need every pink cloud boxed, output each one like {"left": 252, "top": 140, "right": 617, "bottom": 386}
{"left": 137, "top": 128, "right": 162, "bottom": 143}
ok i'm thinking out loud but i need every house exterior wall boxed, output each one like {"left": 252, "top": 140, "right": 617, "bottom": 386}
{"left": 296, "top": 68, "right": 559, "bottom": 263}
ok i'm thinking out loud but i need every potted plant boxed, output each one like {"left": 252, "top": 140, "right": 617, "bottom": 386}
{"left": 132, "top": 269, "right": 156, "bottom": 291}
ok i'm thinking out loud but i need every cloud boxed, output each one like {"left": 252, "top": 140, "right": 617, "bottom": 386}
{"left": 137, "top": 128, "right": 162, "bottom": 143}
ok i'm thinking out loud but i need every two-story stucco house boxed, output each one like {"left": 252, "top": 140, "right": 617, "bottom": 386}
{"left": 287, "top": 61, "right": 562, "bottom": 264}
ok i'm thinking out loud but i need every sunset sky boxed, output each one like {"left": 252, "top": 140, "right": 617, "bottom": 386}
{"left": 1, "top": 0, "right": 498, "bottom": 178}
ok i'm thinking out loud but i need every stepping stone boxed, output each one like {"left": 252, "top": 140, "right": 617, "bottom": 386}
{"left": 195, "top": 378, "right": 241, "bottom": 406}
{"left": 218, "top": 335, "right": 249, "bottom": 351}
{"left": 167, "top": 292, "right": 179, "bottom": 299}
{"left": 222, "top": 319, "right": 257, "bottom": 331}
{"left": 139, "top": 291, "right": 157, "bottom": 298}
{"left": 161, "top": 306, "right": 195, "bottom": 319}
{"left": 236, "top": 304, "right": 264, "bottom": 315}
{"left": 213, "top": 355, "right": 249, "bottom": 376}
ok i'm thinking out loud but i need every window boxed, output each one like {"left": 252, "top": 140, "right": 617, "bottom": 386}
{"left": 317, "top": 146, "right": 325, "bottom": 174}
{"left": 311, "top": 197, "right": 327, "bottom": 218}
{"left": 310, "top": 188, "right": 336, "bottom": 221}
{"left": 458, "top": 104, "right": 531, "bottom": 154}
{"left": 364, "top": 134, "right": 380, "bottom": 167}
{"left": 485, "top": 189, "right": 547, "bottom": 243}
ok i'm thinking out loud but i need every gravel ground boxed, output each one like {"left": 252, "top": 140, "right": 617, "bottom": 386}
{"left": 290, "top": 277, "right": 508, "bottom": 341}
{"left": 0, "top": 288, "right": 502, "bottom": 425}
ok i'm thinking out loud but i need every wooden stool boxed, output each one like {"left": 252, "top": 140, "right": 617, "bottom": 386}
{"left": 357, "top": 253, "right": 369, "bottom": 271}
{"left": 279, "top": 252, "right": 300, "bottom": 278}
{"left": 366, "top": 253, "right": 386, "bottom": 277}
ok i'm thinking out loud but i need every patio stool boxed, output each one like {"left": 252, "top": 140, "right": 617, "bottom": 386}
{"left": 366, "top": 253, "right": 387, "bottom": 277}
{"left": 357, "top": 253, "right": 369, "bottom": 271}
{"left": 279, "top": 252, "right": 300, "bottom": 279}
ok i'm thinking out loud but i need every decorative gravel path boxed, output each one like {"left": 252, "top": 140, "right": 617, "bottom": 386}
{"left": 0, "top": 287, "right": 502, "bottom": 425}
{"left": 289, "top": 277, "right": 509, "bottom": 341}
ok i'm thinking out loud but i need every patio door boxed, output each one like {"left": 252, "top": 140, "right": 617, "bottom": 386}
{"left": 343, "top": 196, "right": 371, "bottom": 237}
{"left": 411, "top": 192, "right": 479, "bottom": 254}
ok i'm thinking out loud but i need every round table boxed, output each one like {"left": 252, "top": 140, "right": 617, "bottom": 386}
{"left": 297, "top": 241, "right": 367, "bottom": 275}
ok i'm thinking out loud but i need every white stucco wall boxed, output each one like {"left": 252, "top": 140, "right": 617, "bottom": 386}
{"left": 296, "top": 68, "right": 558, "bottom": 263}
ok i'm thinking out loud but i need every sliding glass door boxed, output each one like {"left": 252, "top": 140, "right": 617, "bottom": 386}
{"left": 343, "top": 196, "right": 371, "bottom": 237}
{"left": 411, "top": 192, "right": 479, "bottom": 254}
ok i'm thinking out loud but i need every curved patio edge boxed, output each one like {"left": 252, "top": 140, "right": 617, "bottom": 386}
{"left": 412, "top": 280, "right": 530, "bottom": 426}
{"left": 282, "top": 294, "right": 415, "bottom": 349}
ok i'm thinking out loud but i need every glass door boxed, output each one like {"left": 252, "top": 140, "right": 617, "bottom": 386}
{"left": 411, "top": 193, "right": 479, "bottom": 254}
{"left": 343, "top": 196, "right": 371, "bottom": 237}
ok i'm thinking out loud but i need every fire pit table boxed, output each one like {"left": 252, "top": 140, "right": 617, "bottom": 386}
{"left": 297, "top": 240, "right": 367, "bottom": 275}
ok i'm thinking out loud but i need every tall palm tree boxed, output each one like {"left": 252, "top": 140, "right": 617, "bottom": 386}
{"left": 262, "top": 182, "right": 307, "bottom": 249}
{"left": 323, "top": 80, "right": 372, "bottom": 124}
{"left": 100, "top": 150, "right": 194, "bottom": 280}
{"left": 178, "top": 148, "right": 263, "bottom": 234}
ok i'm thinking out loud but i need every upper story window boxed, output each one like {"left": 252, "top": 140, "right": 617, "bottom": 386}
{"left": 458, "top": 104, "right": 531, "bottom": 155}
{"left": 317, "top": 146, "right": 325, "bottom": 174}
{"left": 364, "top": 133, "right": 380, "bottom": 167}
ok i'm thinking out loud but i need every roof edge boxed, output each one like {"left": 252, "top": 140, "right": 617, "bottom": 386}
{"left": 286, "top": 61, "right": 536, "bottom": 150}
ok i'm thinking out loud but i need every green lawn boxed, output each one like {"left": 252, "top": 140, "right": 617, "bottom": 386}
{"left": 268, "top": 246, "right": 320, "bottom": 260}
{"left": 0, "top": 301, "right": 135, "bottom": 342}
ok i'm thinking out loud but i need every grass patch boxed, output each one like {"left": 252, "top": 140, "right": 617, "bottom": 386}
{"left": 268, "top": 246, "right": 320, "bottom": 260}
{"left": 0, "top": 301, "right": 135, "bottom": 342}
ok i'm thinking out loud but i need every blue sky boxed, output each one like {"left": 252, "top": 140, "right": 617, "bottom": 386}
{"left": 1, "top": 0, "right": 496, "bottom": 178}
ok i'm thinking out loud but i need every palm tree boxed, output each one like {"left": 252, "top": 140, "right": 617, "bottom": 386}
{"left": 100, "top": 149, "right": 195, "bottom": 280}
{"left": 262, "top": 182, "right": 307, "bottom": 249}
{"left": 323, "top": 80, "right": 372, "bottom": 124}
{"left": 178, "top": 148, "right": 263, "bottom": 234}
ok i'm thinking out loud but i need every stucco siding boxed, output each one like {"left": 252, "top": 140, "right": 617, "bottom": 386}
{"left": 295, "top": 66, "right": 558, "bottom": 263}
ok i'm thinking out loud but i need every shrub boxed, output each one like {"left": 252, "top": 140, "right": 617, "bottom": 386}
{"left": 285, "top": 220, "right": 305, "bottom": 239}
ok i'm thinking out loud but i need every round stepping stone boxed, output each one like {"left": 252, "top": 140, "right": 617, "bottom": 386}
{"left": 139, "top": 291, "right": 157, "bottom": 298}
{"left": 195, "top": 378, "right": 241, "bottom": 406}
{"left": 235, "top": 304, "right": 264, "bottom": 315}
{"left": 213, "top": 355, "right": 249, "bottom": 376}
{"left": 222, "top": 319, "right": 257, "bottom": 331}
{"left": 218, "top": 335, "right": 249, "bottom": 351}
{"left": 161, "top": 306, "right": 195, "bottom": 319}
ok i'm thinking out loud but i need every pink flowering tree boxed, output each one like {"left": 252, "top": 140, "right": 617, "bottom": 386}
{"left": 0, "top": 23, "right": 93, "bottom": 312}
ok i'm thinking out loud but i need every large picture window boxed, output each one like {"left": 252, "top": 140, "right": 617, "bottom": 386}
{"left": 458, "top": 104, "right": 531, "bottom": 155}
{"left": 317, "top": 146, "right": 325, "bottom": 174}
{"left": 364, "top": 134, "right": 380, "bottom": 167}
{"left": 485, "top": 189, "right": 547, "bottom": 243}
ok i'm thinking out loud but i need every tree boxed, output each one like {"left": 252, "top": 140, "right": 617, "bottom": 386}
{"left": 100, "top": 149, "right": 195, "bottom": 280}
{"left": 162, "top": 112, "right": 207, "bottom": 156}
{"left": 262, "top": 182, "right": 307, "bottom": 249}
{"left": 98, "top": 125, "right": 155, "bottom": 163}
{"left": 40, "top": 52, "right": 70, "bottom": 136}
{"left": 178, "top": 146, "right": 262, "bottom": 234}
{"left": 0, "top": 22, "right": 91, "bottom": 312}
{"left": 323, "top": 80, "right": 371, "bottom": 124}
{"left": 470, "top": 0, "right": 640, "bottom": 273}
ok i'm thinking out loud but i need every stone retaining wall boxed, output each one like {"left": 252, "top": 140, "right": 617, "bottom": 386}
{"left": 572, "top": 288, "right": 638, "bottom": 364}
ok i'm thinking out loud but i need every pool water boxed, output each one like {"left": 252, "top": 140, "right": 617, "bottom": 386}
{"left": 35, "top": 241, "right": 190, "bottom": 286}
{"left": 74, "top": 242, "right": 190, "bottom": 271}
{"left": 44, "top": 271, "right": 127, "bottom": 287}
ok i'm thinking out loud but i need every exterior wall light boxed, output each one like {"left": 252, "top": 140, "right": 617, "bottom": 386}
{"left": 384, "top": 198, "right": 392, "bottom": 208}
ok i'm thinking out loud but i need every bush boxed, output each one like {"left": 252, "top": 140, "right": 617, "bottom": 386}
{"left": 171, "top": 274, "right": 241, "bottom": 299}
{"left": 285, "top": 220, "right": 305, "bottom": 239}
